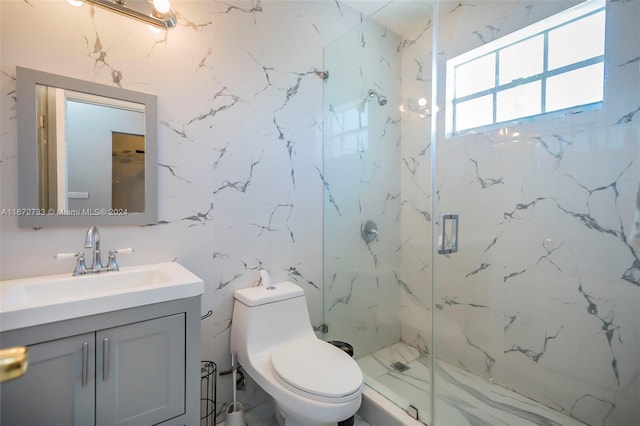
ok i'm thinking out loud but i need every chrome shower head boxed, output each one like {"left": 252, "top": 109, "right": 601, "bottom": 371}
{"left": 367, "top": 89, "right": 387, "bottom": 106}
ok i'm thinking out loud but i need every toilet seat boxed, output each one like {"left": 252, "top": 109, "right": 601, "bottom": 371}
{"left": 270, "top": 339, "right": 363, "bottom": 403}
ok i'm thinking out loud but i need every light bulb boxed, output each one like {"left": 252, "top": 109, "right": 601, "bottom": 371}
{"left": 417, "top": 97, "right": 428, "bottom": 107}
{"left": 153, "top": 0, "right": 171, "bottom": 14}
{"left": 67, "top": 0, "right": 83, "bottom": 6}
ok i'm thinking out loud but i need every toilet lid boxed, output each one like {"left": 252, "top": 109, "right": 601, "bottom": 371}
{"left": 270, "top": 339, "right": 363, "bottom": 399}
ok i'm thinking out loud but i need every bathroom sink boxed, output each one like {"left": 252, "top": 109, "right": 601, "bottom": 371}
{"left": 0, "top": 262, "right": 204, "bottom": 332}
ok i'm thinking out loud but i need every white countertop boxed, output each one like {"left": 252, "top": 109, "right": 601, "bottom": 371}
{"left": 0, "top": 262, "right": 204, "bottom": 332}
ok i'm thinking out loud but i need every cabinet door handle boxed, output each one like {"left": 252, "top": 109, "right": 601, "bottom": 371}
{"left": 81, "top": 342, "right": 88, "bottom": 387}
{"left": 102, "top": 337, "right": 109, "bottom": 382}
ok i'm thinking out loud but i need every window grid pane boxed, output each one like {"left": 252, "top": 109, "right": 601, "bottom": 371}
{"left": 545, "top": 62, "right": 604, "bottom": 112}
{"left": 548, "top": 10, "right": 606, "bottom": 70}
{"left": 499, "top": 35, "right": 544, "bottom": 85}
{"left": 447, "top": 2, "right": 605, "bottom": 135}
{"left": 496, "top": 81, "right": 542, "bottom": 122}
{"left": 455, "top": 53, "right": 496, "bottom": 98}
{"left": 455, "top": 95, "right": 494, "bottom": 132}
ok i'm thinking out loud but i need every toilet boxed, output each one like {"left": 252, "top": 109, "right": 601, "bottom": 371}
{"left": 230, "top": 281, "right": 364, "bottom": 426}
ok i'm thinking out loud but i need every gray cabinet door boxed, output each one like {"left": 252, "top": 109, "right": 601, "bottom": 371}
{"left": 95, "top": 313, "right": 186, "bottom": 426}
{"left": 0, "top": 333, "right": 96, "bottom": 426}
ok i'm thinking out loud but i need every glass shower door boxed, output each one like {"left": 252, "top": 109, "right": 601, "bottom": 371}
{"left": 431, "top": 1, "right": 640, "bottom": 425}
{"left": 322, "top": 2, "right": 434, "bottom": 423}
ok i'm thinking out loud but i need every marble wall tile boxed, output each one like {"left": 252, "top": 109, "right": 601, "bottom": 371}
{"left": 396, "top": 1, "right": 640, "bottom": 425}
{"left": 0, "top": 0, "right": 361, "bottom": 413}
{"left": 322, "top": 16, "right": 404, "bottom": 358}
{"left": 3, "top": 0, "right": 638, "bottom": 423}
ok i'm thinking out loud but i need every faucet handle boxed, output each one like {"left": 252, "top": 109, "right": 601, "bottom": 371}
{"left": 55, "top": 251, "right": 80, "bottom": 260}
{"left": 55, "top": 251, "right": 88, "bottom": 276}
{"left": 111, "top": 248, "right": 134, "bottom": 255}
{"left": 74, "top": 252, "right": 88, "bottom": 276}
{"left": 106, "top": 248, "right": 134, "bottom": 271}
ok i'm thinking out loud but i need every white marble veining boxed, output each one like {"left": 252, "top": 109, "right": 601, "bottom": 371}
{"left": 2, "top": 0, "right": 639, "bottom": 423}
{"left": 322, "top": 15, "right": 404, "bottom": 357}
{"left": 324, "top": 1, "right": 640, "bottom": 425}
{"left": 359, "top": 342, "right": 588, "bottom": 426}
{"left": 0, "top": 0, "right": 361, "bottom": 414}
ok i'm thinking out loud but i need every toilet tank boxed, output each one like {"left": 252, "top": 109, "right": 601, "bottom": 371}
{"left": 230, "top": 282, "right": 315, "bottom": 355}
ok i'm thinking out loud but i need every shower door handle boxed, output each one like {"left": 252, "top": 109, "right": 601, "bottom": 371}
{"left": 438, "top": 214, "right": 459, "bottom": 254}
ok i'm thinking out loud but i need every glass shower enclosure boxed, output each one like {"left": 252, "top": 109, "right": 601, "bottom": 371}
{"left": 322, "top": 1, "right": 640, "bottom": 425}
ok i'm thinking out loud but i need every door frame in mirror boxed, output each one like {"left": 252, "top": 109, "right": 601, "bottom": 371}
{"left": 17, "top": 66, "right": 158, "bottom": 227}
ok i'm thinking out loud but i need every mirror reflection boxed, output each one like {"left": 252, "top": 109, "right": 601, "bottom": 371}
{"left": 17, "top": 66, "right": 157, "bottom": 227}
{"left": 36, "top": 85, "right": 146, "bottom": 213}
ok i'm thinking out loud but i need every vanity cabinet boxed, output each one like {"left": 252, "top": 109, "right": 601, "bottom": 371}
{"left": 0, "top": 297, "right": 200, "bottom": 426}
{"left": 96, "top": 313, "right": 185, "bottom": 425}
{"left": 1, "top": 332, "right": 96, "bottom": 425}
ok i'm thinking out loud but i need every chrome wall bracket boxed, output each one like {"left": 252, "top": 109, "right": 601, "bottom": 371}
{"left": 314, "top": 70, "right": 329, "bottom": 80}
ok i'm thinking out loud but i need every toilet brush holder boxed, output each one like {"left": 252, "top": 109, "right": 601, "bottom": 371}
{"left": 225, "top": 401, "right": 246, "bottom": 426}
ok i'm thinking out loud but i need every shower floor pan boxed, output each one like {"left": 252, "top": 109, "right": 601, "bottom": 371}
{"left": 356, "top": 342, "right": 587, "bottom": 426}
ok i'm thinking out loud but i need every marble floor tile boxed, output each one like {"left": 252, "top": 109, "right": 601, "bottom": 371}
{"left": 374, "top": 341, "right": 421, "bottom": 365}
{"left": 358, "top": 342, "right": 588, "bottom": 426}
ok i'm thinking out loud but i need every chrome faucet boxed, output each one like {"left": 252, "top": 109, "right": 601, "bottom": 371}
{"left": 84, "top": 226, "right": 103, "bottom": 270}
{"left": 55, "top": 227, "right": 133, "bottom": 276}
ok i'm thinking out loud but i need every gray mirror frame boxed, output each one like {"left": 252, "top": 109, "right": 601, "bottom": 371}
{"left": 17, "top": 66, "right": 158, "bottom": 227}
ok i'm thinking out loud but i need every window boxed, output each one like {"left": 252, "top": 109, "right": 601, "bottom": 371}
{"left": 445, "top": 0, "right": 605, "bottom": 136}
{"left": 326, "top": 101, "right": 368, "bottom": 158}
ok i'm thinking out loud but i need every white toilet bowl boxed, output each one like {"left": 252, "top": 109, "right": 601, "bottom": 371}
{"left": 230, "top": 281, "right": 363, "bottom": 425}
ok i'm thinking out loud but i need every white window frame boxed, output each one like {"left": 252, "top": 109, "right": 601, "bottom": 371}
{"left": 445, "top": 0, "right": 605, "bottom": 137}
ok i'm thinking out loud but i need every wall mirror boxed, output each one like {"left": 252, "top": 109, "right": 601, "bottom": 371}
{"left": 17, "top": 66, "right": 157, "bottom": 227}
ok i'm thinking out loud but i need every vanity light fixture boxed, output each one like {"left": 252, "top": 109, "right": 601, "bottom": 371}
{"left": 69, "top": 0, "right": 177, "bottom": 30}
